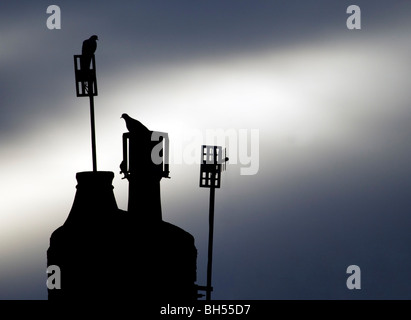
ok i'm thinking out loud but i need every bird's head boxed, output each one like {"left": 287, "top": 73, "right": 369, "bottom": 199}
{"left": 120, "top": 113, "right": 129, "bottom": 120}
{"left": 90, "top": 35, "right": 99, "bottom": 41}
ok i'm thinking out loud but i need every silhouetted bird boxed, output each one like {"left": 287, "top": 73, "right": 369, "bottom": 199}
{"left": 119, "top": 160, "right": 128, "bottom": 179}
{"left": 81, "top": 35, "right": 98, "bottom": 71}
{"left": 121, "top": 113, "right": 150, "bottom": 135}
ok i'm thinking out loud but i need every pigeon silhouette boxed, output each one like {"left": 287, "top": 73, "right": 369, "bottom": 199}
{"left": 121, "top": 113, "right": 150, "bottom": 135}
{"left": 81, "top": 35, "right": 98, "bottom": 71}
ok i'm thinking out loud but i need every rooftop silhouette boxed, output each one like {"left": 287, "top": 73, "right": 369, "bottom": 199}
{"left": 48, "top": 40, "right": 198, "bottom": 301}
{"left": 47, "top": 116, "right": 197, "bottom": 300}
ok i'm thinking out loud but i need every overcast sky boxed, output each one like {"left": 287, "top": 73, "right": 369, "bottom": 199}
{"left": 1, "top": 0, "right": 411, "bottom": 299}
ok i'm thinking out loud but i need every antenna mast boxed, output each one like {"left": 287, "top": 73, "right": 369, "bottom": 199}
{"left": 199, "top": 145, "right": 229, "bottom": 300}
{"left": 74, "top": 53, "right": 98, "bottom": 171}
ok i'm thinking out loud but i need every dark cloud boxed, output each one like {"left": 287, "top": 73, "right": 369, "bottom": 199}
{"left": 1, "top": 0, "right": 409, "bottom": 137}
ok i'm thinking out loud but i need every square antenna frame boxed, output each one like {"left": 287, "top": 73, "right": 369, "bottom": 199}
{"left": 199, "top": 145, "right": 222, "bottom": 188}
{"left": 121, "top": 131, "right": 170, "bottom": 179}
{"left": 74, "top": 55, "right": 98, "bottom": 97}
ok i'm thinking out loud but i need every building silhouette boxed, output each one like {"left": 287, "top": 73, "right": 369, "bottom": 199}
{"left": 47, "top": 119, "right": 197, "bottom": 301}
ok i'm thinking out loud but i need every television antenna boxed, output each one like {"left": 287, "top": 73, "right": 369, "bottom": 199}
{"left": 198, "top": 145, "right": 229, "bottom": 300}
{"left": 73, "top": 53, "right": 98, "bottom": 171}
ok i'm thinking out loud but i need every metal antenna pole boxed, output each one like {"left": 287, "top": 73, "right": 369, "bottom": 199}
{"left": 74, "top": 53, "right": 98, "bottom": 172}
{"left": 200, "top": 145, "right": 227, "bottom": 300}
{"left": 89, "top": 91, "right": 97, "bottom": 172}
{"left": 206, "top": 184, "right": 216, "bottom": 301}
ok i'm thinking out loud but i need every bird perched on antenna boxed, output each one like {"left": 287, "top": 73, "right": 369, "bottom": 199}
{"left": 121, "top": 113, "right": 150, "bottom": 135}
{"left": 81, "top": 35, "right": 98, "bottom": 71}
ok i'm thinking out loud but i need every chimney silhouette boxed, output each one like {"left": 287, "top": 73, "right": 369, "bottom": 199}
{"left": 47, "top": 119, "right": 197, "bottom": 301}
{"left": 120, "top": 125, "right": 197, "bottom": 300}
{"left": 47, "top": 171, "right": 123, "bottom": 300}
{"left": 122, "top": 131, "right": 164, "bottom": 221}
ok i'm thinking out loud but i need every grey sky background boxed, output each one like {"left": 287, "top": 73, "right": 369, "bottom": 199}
{"left": 1, "top": 0, "right": 411, "bottom": 299}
